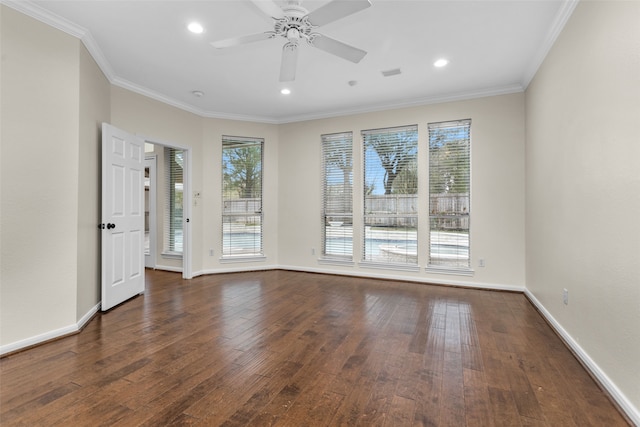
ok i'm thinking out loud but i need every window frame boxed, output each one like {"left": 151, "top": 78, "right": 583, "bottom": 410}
{"left": 321, "top": 132, "right": 354, "bottom": 263}
{"left": 221, "top": 135, "right": 265, "bottom": 260}
{"left": 361, "top": 125, "right": 419, "bottom": 270}
{"left": 426, "top": 119, "right": 472, "bottom": 273}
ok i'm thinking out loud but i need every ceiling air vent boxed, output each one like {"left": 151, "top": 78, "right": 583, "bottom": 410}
{"left": 381, "top": 68, "right": 402, "bottom": 77}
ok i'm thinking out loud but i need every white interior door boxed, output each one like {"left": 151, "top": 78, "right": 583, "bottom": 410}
{"left": 101, "top": 123, "right": 145, "bottom": 311}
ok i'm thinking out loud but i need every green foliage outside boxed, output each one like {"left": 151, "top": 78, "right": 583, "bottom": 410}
{"left": 223, "top": 143, "right": 262, "bottom": 199}
{"left": 364, "top": 130, "right": 418, "bottom": 195}
{"left": 429, "top": 133, "right": 470, "bottom": 195}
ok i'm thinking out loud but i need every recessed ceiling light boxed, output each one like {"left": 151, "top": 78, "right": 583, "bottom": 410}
{"left": 434, "top": 58, "right": 449, "bottom": 68}
{"left": 280, "top": 88, "right": 291, "bottom": 95}
{"left": 187, "top": 22, "right": 204, "bottom": 34}
{"left": 191, "top": 90, "right": 204, "bottom": 97}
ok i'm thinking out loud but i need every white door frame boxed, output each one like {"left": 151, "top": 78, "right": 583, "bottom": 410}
{"left": 140, "top": 135, "right": 192, "bottom": 279}
{"left": 144, "top": 156, "right": 157, "bottom": 269}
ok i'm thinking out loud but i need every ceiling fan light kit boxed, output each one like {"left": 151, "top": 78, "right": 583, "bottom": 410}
{"left": 211, "top": 0, "right": 372, "bottom": 82}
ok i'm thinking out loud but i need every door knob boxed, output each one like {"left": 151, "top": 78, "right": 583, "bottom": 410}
{"left": 107, "top": 223, "right": 116, "bottom": 229}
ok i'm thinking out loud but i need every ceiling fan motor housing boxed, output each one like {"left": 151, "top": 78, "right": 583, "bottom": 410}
{"left": 274, "top": 15, "right": 315, "bottom": 44}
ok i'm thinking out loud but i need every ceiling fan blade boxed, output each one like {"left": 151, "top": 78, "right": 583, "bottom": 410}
{"left": 306, "top": 0, "right": 372, "bottom": 27}
{"left": 280, "top": 43, "right": 299, "bottom": 82}
{"left": 250, "top": 0, "right": 285, "bottom": 19}
{"left": 211, "top": 32, "right": 274, "bottom": 49}
{"left": 311, "top": 34, "right": 367, "bottom": 63}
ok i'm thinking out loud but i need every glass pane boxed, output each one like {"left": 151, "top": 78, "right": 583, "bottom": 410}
{"left": 323, "top": 215, "right": 353, "bottom": 258}
{"left": 428, "top": 120, "right": 470, "bottom": 267}
{"left": 363, "top": 216, "right": 417, "bottom": 264}
{"left": 222, "top": 215, "right": 262, "bottom": 256}
{"left": 169, "top": 149, "right": 183, "bottom": 253}
{"left": 322, "top": 132, "right": 353, "bottom": 259}
{"left": 429, "top": 218, "right": 469, "bottom": 267}
{"left": 362, "top": 126, "right": 418, "bottom": 265}
{"left": 222, "top": 138, "right": 263, "bottom": 256}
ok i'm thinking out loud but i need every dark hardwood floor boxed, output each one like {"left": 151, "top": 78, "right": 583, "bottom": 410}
{"left": 0, "top": 269, "right": 629, "bottom": 426}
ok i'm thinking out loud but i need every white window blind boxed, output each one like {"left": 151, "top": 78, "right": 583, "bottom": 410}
{"left": 428, "top": 119, "right": 471, "bottom": 268}
{"left": 164, "top": 147, "right": 184, "bottom": 254}
{"left": 222, "top": 136, "right": 263, "bottom": 257}
{"left": 362, "top": 125, "right": 418, "bottom": 265}
{"left": 321, "top": 132, "right": 353, "bottom": 260}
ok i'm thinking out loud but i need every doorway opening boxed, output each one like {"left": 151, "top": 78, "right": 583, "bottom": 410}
{"left": 143, "top": 140, "right": 192, "bottom": 279}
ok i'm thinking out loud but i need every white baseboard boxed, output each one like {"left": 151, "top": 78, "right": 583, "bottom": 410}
{"left": 194, "top": 263, "right": 523, "bottom": 292}
{"left": 525, "top": 290, "right": 639, "bottom": 426}
{"left": 154, "top": 264, "right": 183, "bottom": 273}
{"left": 0, "top": 302, "right": 101, "bottom": 357}
{"left": 78, "top": 302, "right": 101, "bottom": 329}
{"left": 194, "top": 264, "right": 279, "bottom": 277}
{"left": 278, "top": 264, "right": 525, "bottom": 292}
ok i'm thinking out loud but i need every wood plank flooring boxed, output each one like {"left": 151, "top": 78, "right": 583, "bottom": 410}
{"left": 0, "top": 270, "right": 629, "bottom": 426}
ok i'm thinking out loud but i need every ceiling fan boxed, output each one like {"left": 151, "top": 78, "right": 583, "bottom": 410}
{"left": 211, "top": 0, "right": 372, "bottom": 82}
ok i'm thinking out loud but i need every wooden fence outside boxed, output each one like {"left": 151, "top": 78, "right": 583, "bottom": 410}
{"left": 225, "top": 194, "right": 469, "bottom": 230}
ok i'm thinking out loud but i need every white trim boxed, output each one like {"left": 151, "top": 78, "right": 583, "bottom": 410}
{"left": 116, "top": 76, "right": 522, "bottom": 125}
{"left": 1, "top": 0, "right": 86, "bottom": 38}
{"left": 1, "top": 0, "right": 115, "bottom": 81}
{"left": 278, "top": 264, "right": 524, "bottom": 292}
{"left": 79, "top": 32, "right": 114, "bottom": 80}
{"left": 521, "top": 0, "right": 579, "bottom": 88}
{"left": 0, "top": 302, "right": 100, "bottom": 356}
{"left": 144, "top": 156, "right": 157, "bottom": 269}
{"left": 219, "top": 255, "right": 267, "bottom": 264}
{"left": 138, "top": 135, "right": 192, "bottom": 279}
{"left": 154, "top": 264, "right": 183, "bottom": 273}
{"left": 111, "top": 77, "right": 281, "bottom": 124}
{"left": 193, "top": 265, "right": 522, "bottom": 292}
{"left": 182, "top": 149, "right": 193, "bottom": 279}
{"left": 280, "top": 84, "right": 524, "bottom": 124}
{"left": 525, "top": 289, "right": 640, "bottom": 426}
{"left": 425, "top": 266, "right": 475, "bottom": 277}
{"left": 195, "top": 264, "right": 278, "bottom": 276}
{"left": 78, "top": 302, "right": 101, "bottom": 329}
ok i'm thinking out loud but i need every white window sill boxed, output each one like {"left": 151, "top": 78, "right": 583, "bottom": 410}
{"left": 161, "top": 252, "right": 183, "bottom": 260}
{"left": 359, "top": 261, "right": 420, "bottom": 272}
{"left": 219, "top": 255, "right": 266, "bottom": 263}
{"left": 425, "top": 265, "right": 474, "bottom": 276}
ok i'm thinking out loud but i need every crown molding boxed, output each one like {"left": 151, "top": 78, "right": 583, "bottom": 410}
{"left": 0, "top": 0, "right": 540, "bottom": 125}
{"left": 2, "top": 0, "right": 85, "bottom": 38}
{"left": 274, "top": 84, "right": 525, "bottom": 124}
{"left": 521, "top": 0, "right": 580, "bottom": 89}
{"left": 112, "top": 80, "right": 523, "bottom": 125}
{"left": 111, "top": 76, "right": 282, "bottom": 124}
{"left": 1, "top": 0, "right": 116, "bottom": 80}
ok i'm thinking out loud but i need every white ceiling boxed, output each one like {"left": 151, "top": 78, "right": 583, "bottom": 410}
{"left": 11, "top": 0, "right": 576, "bottom": 123}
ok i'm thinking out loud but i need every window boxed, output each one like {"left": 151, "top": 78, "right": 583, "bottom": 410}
{"left": 164, "top": 147, "right": 183, "bottom": 254}
{"left": 222, "top": 136, "right": 263, "bottom": 258}
{"left": 428, "top": 119, "right": 471, "bottom": 269}
{"left": 321, "top": 132, "right": 353, "bottom": 260}
{"left": 362, "top": 125, "right": 418, "bottom": 266}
